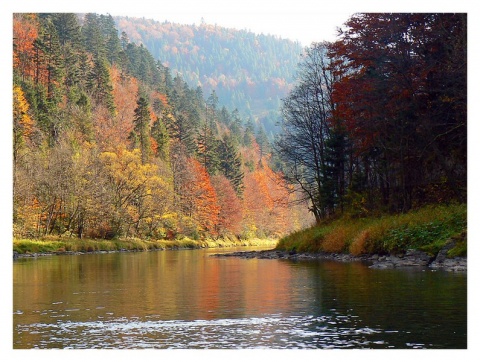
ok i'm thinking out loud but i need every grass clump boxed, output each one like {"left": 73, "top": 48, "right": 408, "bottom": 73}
{"left": 13, "top": 239, "right": 66, "bottom": 254}
{"left": 276, "top": 203, "right": 466, "bottom": 257}
{"left": 14, "top": 236, "right": 278, "bottom": 255}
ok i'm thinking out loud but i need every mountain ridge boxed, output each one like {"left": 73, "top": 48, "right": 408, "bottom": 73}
{"left": 113, "top": 16, "right": 305, "bottom": 136}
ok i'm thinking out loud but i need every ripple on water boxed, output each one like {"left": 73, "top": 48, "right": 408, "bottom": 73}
{"left": 15, "top": 313, "right": 394, "bottom": 349}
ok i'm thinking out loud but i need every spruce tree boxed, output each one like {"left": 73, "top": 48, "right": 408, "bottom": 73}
{"left": 217, "top": 134, "right": 244, "bottom": 196}
{"left": 130, "top": 95, "right": 152, "bottom": 164}
{"left": 151, "top": 116, "right": 169, "bottom": 160}
{"left": 88, "top": 56, "right": 115, "bottom": 115}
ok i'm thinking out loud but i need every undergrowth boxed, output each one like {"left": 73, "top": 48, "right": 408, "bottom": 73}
{"left": 276, "top": 203, "right": 466, "bottom": 257}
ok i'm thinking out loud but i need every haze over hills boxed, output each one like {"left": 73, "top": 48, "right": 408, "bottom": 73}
{"left": 113, "top": 16, "right": 305, "bottom": 136}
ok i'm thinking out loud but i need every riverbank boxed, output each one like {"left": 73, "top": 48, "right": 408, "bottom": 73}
{"left": 13, "top": 236, "right": 278, "bottom": 259}
{"left": 278, "top": 203, "right": 466, "bottom": 255}
{"left": 213, "top": 203, "right": 467, "bottom": 272}
{"left": 212, "top": 246, "right": 467, "bottom": 272}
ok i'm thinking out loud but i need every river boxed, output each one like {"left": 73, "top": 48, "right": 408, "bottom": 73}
{"left": 13, "top": 247, "right": 467, "bottom": 349}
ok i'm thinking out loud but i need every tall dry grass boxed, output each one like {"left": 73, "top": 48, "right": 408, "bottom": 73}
{"left": 277, "top": 203, "right": 466, "bottom": 255}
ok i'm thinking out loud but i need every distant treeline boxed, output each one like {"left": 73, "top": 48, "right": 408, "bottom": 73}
{"left": 113, "top": 16, "right": 304, "bottom": 136}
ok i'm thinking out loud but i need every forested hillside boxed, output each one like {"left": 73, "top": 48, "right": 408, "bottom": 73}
{"left": 13, "top": 13, "right": 313, "bottom": 241}
{"left": 113, "top": 16, "right": 304, "bottom": 136}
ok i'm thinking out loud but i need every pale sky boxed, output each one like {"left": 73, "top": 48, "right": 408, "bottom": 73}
{"left": 5, "top": 0, "right": 474, "bottom": 46}
{"left": 108, "top": 3, "right": 352, "bottom": 45}
{"left": 4, "top": 0, "right": 479, "bottom": 46}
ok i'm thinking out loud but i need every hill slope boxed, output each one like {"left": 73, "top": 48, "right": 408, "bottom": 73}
{"left": 114, "top": 16, "right": 304, "bottom": 135}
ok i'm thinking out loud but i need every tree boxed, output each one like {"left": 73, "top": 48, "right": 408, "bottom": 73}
{"left": 188, "top": 159, "right": 220, "bottom": 235}
{"left": 256, "top": 124, "right": 269, "bottom": 160}
{"left": 88, "top": 55, "right": 116, "bottom": 115}
{"left": 33, "top": 16, "right": 64, "bottom": 100}
{"left": 243, "top": 118, "right": 255, "bottom": 146}
{"left": 129, "top": 95, "right": 152, "bottom": 163}
{"left": 211, "top": 175, "right": 243, "bottom": 235}
{"left": 13, "top": 85, "right": 35, "bottom": 166}
{"left": 217, "top": 134, "right": 244, "bottom": 196}
{"left": 330, "top": 13, "right": 467, "bottom": 210}
{"left": 275, "top": 43, "right": 339, "bottom": 221}
{"left": 151, "top": 115, "right": 169, "bottom": 160}
{"left": 13, "top": 13, "right": 39, "bottom": 80}
{"left": 99, "top": 14, "right": 122, "bottom": 65}
{"left": 81, "top": 13, "right": 105, "bottom": 58}
{"left": 197, "top": 111, "right": 219, "bottom": 175}
{"left": 99, "top": 147, "right": 168, "bottom": 238}
{"left": 50, "top": 13, "right": 82, "bottom": 47}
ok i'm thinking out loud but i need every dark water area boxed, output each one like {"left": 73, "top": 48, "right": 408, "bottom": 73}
{"left": 13, "top": 247, "right": 467, "bottom": 349}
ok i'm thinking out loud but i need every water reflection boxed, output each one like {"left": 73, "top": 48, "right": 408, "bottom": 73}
{"left": 13, "top": 249, "right": 467, "bottom": 349}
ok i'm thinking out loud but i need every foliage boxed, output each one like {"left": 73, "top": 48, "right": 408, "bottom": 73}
{"left": 277, "top": 14, "right": 467, "bottom": 223}
{"left": 13, "top": 12, "right": 311, "bottom": 241}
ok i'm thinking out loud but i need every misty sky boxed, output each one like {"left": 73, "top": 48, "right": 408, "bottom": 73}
{"left": 5, "top": 0, "right": 472, "bottom": 45}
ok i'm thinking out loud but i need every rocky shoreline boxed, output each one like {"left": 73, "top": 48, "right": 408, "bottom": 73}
{"left": 14, "top": 243, "right": 466, "bottom": 272}
{"left": 211, "top": 244, "right": 467, "bottom": 272}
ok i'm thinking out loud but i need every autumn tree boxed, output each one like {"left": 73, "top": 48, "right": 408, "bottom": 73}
{"left": 12, "top": 11, "right": 302, "bottom": 241}
{"left": 188, "top": 159, "right": 220, "bottom": 235}
{"left": 99, "top": 147, "right": 169, "bottom": 238}
{"left": 13, "top": 85, "right": 35, "bottom": 167}
{"left": 330, "top": 13, "right": 467, "bottom": 211}
{"left": 13, "top": 13, "right": 39, "bottom": 80}
{"left": 212, "top": 175, "right": 243, "bottom": 235}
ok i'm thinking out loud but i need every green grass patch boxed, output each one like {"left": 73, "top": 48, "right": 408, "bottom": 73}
{"left": 14, "top": 236, "right": 278, "bottom": 255}
{"left": 447, "top": 240, "right": 467, "bottom": 258}
{"left": 13, "top": 239, "right": 66, "bottom": 254}
{"left": 276, "top": 203, "right": 467, "bottom": 257}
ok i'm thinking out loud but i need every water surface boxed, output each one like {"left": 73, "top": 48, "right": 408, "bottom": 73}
{"left": 13, "top": 248, "right": 467, "bottom": 349}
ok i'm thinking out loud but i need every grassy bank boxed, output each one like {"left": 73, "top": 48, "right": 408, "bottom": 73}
{"left": 13, "top": 236, "right": 278, "bottom": 255}
{"left": 276, "top": 203, "right": 466, "bottom": 257}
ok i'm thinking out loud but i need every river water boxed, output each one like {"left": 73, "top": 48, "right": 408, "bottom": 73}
{"left": 13, "top": 247, "right": 467, "bottom": 349}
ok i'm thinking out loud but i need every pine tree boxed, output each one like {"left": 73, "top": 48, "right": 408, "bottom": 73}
{"left": 230, "top": 108, "right": 243, "bottom": 145}
{"left": 88, "top": 56, "right": 115, "bottom": 115}
{"left": 256, "top": 124, "right": 270, "bottom": 160}
{"left": 151, "top": 115, "right": 169, "bottom": 160}
{"left": 50, "top": 13, "right": 82, "bottom": 47}
{"left": 82, "top": 13, "right": 105, "bottom": 59}
{"left": 243, "top": 118, "right": 255, "bottom": 146}
{"left": 99, "top": 14, "right": 121, "bottom": 65}
{"left": 197, "top": 114, "right": 219, "bottom": 175}
{"left": 33, "top": 17, "right": 63, "bottom": 100}
{"left": 130, "top": 95, "right": 152, "bottom": 164}
{"left": 217, "top": 134, "right": 244, "bottom": 196}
